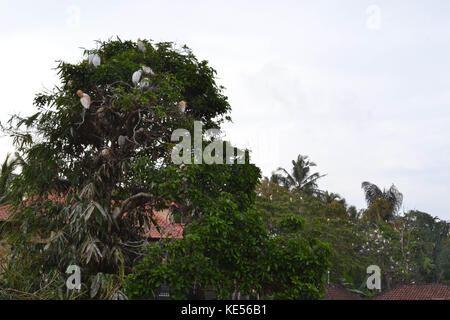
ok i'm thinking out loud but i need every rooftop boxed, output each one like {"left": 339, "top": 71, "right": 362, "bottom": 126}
{"left": 323, "top": 284, "right": 363, "bottom": 300}
{"left": 372, "top": 284, "right": 450, "bottom": 300}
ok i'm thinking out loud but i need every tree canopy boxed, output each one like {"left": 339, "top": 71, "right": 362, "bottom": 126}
{"left": 0, "top": 38, "right": 447, "bottom": 300}
{"left": 361, "top": 182, "right": 403, "bottom": 221}
{"left": 0, "top": 38, "right": 332, "bottom": 300}
{"left": 270, "top": 154, "right": 326, "bottom": 196}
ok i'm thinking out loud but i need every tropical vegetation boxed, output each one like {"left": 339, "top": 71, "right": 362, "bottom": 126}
{"left": 0, "top": 38, "right": 448, "bottom": 300}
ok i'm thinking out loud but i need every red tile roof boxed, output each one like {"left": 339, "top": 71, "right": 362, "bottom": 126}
{"left": 323, "top": 284, "right": 363, "bottom": 300}
{"left": 0, "top": 193, "right": 67, "bottom": 222}
{"left": 144, "top": 212, "right": 184, "bottom": 239}
{"left": 372, "top": 285, "right": 450, "bottom": 300}
{"left": 0, "top": 202, "right": 184, "bottom": 239}
{"left": 0, "top": 205, "right": 9, "bottom": 221}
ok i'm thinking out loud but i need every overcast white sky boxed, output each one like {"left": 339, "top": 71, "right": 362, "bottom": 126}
{"left": 0, "top": 0, "right": 449, "bottom": 220}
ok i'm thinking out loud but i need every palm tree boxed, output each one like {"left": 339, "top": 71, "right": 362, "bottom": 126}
{"left": 361, "top": 181, "right": 403, "bottom": 221}
{"left": 320, "top": 191, "right": 347, "bottom": 207}
{"left": 271, "top": 154, "right": 326, "bottom": 195}
{"left": 0, "top": 153, "right": 20, "bottom": 204}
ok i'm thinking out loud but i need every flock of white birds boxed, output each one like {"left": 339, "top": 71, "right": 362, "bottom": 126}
{"left": 76, "top": 40, "right": 188, "bottom": 158}
{"left": 77, "top": 39, "right": 187, "bottom": 113}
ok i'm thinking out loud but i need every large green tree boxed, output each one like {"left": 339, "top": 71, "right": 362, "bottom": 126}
{"left": 255, "top": 179, "right": 367, "bottom": 292}
{"left": 125, "top": 190, "right": 331, "bottom": 300}
{"left": 0, "top": 38, "right": 332, "bottom": 300}
{"left": 0, "top": 38, "right": 233, "bottom": 298}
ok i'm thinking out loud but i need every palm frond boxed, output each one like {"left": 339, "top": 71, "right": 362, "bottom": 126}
{"left": 361, "top": 181, "right": 383, "bottom": 206}
{"left": 0, "top": 153, "right": 20, "bottom": 202}
{"left": 386, "top": 184, "right": 403, "bottom": 215}
{"left": 272, "top": 167, "right": 296, "bottom": 190}
{"left": 272, "top": 154, "right": 325, "bottom": 194}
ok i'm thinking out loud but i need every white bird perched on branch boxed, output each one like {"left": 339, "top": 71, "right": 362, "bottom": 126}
{"left": 75, "top": 90, "right": 91, "bottom": 126}
{"left": 137, "top": 39, "right": 146, "bottom": 53}
{"left": 141, "top": 65, "right": 155, "bottom": 76}
{"left": 88, "top": 53, "right": 101, "bottom": 67}
{"left": 77, "top": 90, "right": 91, "bottom": 109}
{"left": 178, "top": 101, "right": 187, "bottom": 113}
{"left": 101, "top": 148, "right": 110, "bottom": 157}
{"left": 132, "top": 70, "right": 143, "bottom": 85}
{"left": 139, "top": 77, "right": 151, "bottom": 89}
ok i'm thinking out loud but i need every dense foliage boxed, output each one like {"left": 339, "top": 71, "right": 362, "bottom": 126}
{"left": 125, "top": 192, "right": 331, "bottom": 300}
{"left": 257, "top": 156, "right": 450, "bottom": 296}
{"left": 0, "top": 38, "right": 447, "bottom": 300}
{"left": 0, "top": 38, "right": 332, "bottom": 300}
{"left": 0, "top": 38, "right": 234, "bottom": 298}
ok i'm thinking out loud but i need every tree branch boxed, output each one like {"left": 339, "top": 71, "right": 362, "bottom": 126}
{"left": 120, "top": 192, "right": 154, "bottom": 214}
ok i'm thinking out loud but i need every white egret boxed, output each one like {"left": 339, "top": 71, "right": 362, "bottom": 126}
{"left": 139, "top": 77, "right": 151, "bottom": 89}
{"left": 75, "top": 90, "right": 91, "bottom": 126}
{"left": 178, "top": 101, "right": 187, "bottom": 113}
{"left": 88, "top": 53, "right": 101, "bottom": 67}
{"left": 137, "top": 39, "right": 146, "bottom": 53}
{"left": 92, "top": 54, "right": 101, "bottom": 67}
{"left": 101, "top": 148, "right": 110, "bottom": 157}
{"left": 141, "top": 66, "right": 155, "bottom": 76}
{"left": 132, "top": 70, "right": 143, "bottom": 85}
{"left": 77, "top": 90, "right": 91, "bottom": 109}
